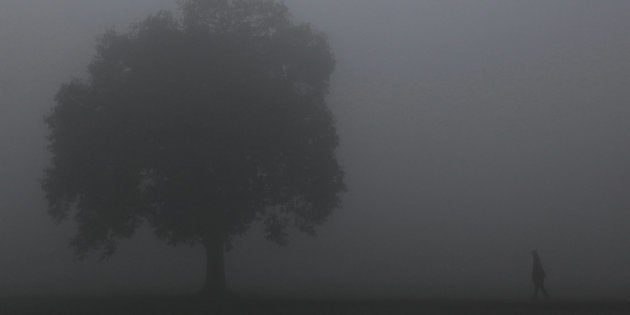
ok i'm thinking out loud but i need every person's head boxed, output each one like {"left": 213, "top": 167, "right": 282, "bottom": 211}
{"left": 531, "top": 249, "right": 538, "bottom": 257}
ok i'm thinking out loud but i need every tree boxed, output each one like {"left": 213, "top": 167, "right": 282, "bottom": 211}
{"left": 43, "top": 0, "right": 344, "bottom": 296}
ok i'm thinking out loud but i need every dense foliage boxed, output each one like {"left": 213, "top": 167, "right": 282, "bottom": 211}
{"left": 43, "top": 0, "right": 344, "bottom": 293}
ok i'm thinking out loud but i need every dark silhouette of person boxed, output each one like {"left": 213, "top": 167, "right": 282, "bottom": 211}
{"left": 531, "top": 249, "right": 550, "bottom": 301}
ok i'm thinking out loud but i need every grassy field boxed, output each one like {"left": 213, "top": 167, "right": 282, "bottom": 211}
{"left": 0, "top": 296, "right": 628, "bottom": 314}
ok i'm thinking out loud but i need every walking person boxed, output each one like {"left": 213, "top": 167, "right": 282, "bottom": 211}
{"left": 531, "top": 249, "right": 550, "bottom": 301}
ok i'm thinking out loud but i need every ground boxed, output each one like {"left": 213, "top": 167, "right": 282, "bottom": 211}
{"left": 0, "top": 296, "right": 628, "bottom": 314}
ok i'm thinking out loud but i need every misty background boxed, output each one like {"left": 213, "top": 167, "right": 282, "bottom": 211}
{"left": 1, "top": 0, "right": 630, "bottom": 299}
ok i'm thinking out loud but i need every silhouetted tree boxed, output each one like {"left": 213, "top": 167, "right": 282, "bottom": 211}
{"left": 43, "top": 0, "right": 344, "bottom": 296}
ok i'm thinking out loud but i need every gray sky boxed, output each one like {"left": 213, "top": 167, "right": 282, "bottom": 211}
{"left": 1, "top": 0, "right": 630, "bottom": 298}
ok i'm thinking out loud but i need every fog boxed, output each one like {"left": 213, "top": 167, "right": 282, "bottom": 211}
{"left": 2, "top": 0, "right": 630, "bottom": 299}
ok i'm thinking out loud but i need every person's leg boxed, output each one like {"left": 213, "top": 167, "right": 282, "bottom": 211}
{"left": 540, "top": 283, "right": 550, "bottom": 300}
{"left": 531, "top": 283, "right": 539, "bottom": 300}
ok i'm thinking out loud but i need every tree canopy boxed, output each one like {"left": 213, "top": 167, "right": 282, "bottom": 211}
{"left": 43, "top": 0, "right": 344, "bottom": 293}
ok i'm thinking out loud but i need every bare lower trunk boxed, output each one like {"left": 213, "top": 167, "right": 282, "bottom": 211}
{"left": 202, "top": 236, "right": 227, "bottom": 297}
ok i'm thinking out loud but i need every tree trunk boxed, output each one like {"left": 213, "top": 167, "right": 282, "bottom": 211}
{"left": 202, "top": 236, "right": 227, "bottom": 297}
